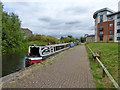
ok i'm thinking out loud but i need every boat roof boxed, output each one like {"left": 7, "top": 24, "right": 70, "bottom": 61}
{"left": 29, "top": 43, "right": 69, "bottom": 47}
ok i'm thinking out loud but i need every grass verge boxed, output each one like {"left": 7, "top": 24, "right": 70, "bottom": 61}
{"left": 85, "top": 43, "right": 118, "bottom": 88}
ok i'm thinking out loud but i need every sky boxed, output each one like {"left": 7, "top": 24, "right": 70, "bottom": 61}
{"left": 2, "top": 0, "right": 120, "bottom": 39}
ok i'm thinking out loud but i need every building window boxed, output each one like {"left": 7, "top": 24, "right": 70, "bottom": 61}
{"left": 100, "top": 31, "right": 103, "bottom": 34}
{"left": 109, "top": 30, "right": 113, "bottom": 34}
{"left": 117, "top": 37, "right": 120, "bottom": 41}
{"left": 109, "top": 37, "right": 113, "bottom": 41}
{"left": 117, "top": 22, "right": 120, "bottom": 26}
{"left": 108, "top": 16, "right": 113, "bottom": 20}
{"left": 117, "top": 14, "right": 120, "bottom": 19}
{"left": 100, "top": 15, "right": 103, "bottom": 22}
{"left": 99, "top": 25, "right": 103, "bottom": 31}
{"left": 117, "top": 29, "right": 120, "bottom": 33}
{"left": 100, "top": 25, "right": 103, "bottom": 28}
{"left": 99, "top": 31, "right": 103, "bottom": 37}
{"left": 100, "top": 37, "right": 103, "bottom": 41}
{"left": 109, "top": 23, "right": 113, "bottom": 27}
{"left": 98, "top": 11, "right": 106, "bottom": 16}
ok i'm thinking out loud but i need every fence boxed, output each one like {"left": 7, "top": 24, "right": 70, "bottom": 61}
{"left": 86, "top": 45, "right": 120, "bottom": 89}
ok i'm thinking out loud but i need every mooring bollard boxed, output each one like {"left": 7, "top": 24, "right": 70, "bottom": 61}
{"left": 97, "top": 50, "right": 101, "bottom": 60}
{"left": 102, "top": 68, "right": 105, "bottom": 77}
{"left": 97, "top": 50, "right": 105, "bottom": 77}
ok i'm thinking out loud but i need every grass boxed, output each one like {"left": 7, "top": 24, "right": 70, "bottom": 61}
{"left": 85, "top": 42, "right": 119, "bottom": 88}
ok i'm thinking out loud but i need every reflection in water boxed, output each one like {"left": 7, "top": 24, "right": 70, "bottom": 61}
{"left": 2, "top": 52, "right": 26, "bottom": 77}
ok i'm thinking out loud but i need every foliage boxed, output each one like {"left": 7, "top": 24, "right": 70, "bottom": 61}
{"left": 67, "top": 35, "right": 73, "bottom": 39}
{"left": 60, "top": 36, "right": 70, "bottom": 43}
{"left": 60, "top": 35, "right": 79, "bottom": 43}
{"left": 2, "top": 11, "right": 25, "bottom": 54}
{"left": 75, "top": 38, "right": 79, "bottom": 40}
{"left": 46, "top": 36, "right": 61, "bottom": 44}
{"left": 26, "top": 34, "right": 61, "bottom": 44}
{"left": 80, "top": 37, "right": 85, "bottom": 43}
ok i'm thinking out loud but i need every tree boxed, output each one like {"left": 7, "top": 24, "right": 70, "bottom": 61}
{"left": 80, "top": 37, "right": 85, "bottom": 43}
{"left": 2, "top": 11, "right": 25, "bottom": 53}
{"left": 60, "top": 37, "right": 64, "bottom": 40}
{"left": 27, "top": 34, "right": 60, "bottom": 44}
{"left": 68, "top": 35, "right": 73, "bottom": 39}
{"left": 60, "top": 35, "right": 76, "bottom": 43}
{"left": 75, "top": 38, "right": 79, "bottom": 40}
{"left": 67, "top": 35, "right": 75, "bottom": 42}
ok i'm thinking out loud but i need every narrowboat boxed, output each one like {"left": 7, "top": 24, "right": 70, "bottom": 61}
{"left": 25, "top": 43, "right": 70, "bottom": 66}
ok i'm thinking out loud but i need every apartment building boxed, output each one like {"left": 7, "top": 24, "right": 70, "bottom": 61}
{"left": 93, "top": 1, "right": 120, "bottom": 42}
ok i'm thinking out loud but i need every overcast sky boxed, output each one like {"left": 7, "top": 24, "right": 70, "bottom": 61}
{"left": 2, "top": 0, "right": 120, "bottom": 38}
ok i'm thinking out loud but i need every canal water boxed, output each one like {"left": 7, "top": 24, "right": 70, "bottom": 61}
{"left": 2, "top": 52, "right": 27, "bottom": 77}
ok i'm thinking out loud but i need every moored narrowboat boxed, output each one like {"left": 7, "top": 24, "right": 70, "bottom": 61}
{"left": 25, "top": 43, "right": 70, "bottom": 67}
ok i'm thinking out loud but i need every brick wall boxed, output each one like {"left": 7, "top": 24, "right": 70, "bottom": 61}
{"left": 97, "top": 20, "right": 114, "bottom": 42}
{"left": 86, "top": 36, "right": 95, "bottom": 42}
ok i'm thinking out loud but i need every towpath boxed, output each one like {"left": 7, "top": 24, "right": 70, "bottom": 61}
{"left": 2, "top": 44, "right": 95, "bottom": 88}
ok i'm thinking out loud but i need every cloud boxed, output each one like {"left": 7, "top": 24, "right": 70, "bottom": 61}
{"left": 39, "top": 17, "right": 52, "bottom": 22}
{"left": 2, "top": 0, "right": 119, "bottom": 38}
{"left": 38, "top": 17, "right": 63, "bottom": 26}
{"left": 65, "top": 21, "right": 81, "bottom": 25}
{"left": 64, "top": 6, "right": 88, "bottom": 15}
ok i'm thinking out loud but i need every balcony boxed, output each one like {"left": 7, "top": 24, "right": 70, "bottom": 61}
{"left": 117, "top": 16, "right": 120, "bottom": 19}
{"left": 117, "top": 14, "right": 120, "bottom": 19}
{"left": 99, "top": 34, "right": 104, "bottom": 37}
{"left": 99, "top": 28, "right": 104, "bottom": 31}
{"left": 117, "top": 37, "right": 120, "bottom": 41}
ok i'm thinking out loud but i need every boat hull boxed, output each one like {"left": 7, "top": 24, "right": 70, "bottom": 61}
{"left": 25, "top": 57, "right": 42, "bottom": 67}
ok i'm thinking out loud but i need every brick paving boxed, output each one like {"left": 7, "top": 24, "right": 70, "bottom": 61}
{"left": 2, "top": 44, "right": 95, "bottom": 88}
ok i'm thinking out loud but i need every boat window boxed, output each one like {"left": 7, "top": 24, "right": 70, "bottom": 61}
{"left": 30, "top": 47, "right": 40, "bottom": 57}
{"left": 54, "top": 47, "right": 56, "bottom": 52}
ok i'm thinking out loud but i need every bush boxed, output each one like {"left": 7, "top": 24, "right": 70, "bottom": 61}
{"left": 26, "top": 34, "right": 61, "bottom": 45}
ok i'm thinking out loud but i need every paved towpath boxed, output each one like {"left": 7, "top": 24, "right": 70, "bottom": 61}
{"left": 2, "top": 44, "right": 95, "bottom": 88}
